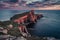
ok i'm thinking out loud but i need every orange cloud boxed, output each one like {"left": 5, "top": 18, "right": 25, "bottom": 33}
{"left": 31, "top": 5, "right": 60, "bottom": 10}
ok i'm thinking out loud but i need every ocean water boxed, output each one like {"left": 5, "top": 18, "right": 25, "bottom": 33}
{"left": 0, "top": 10, "right": 29, "bottom": 21}
{"left": 0, "top": 10, "right": 60, "bottom": 39}
{"left": 31, "top": 10, "right": 60, "bottom": 39}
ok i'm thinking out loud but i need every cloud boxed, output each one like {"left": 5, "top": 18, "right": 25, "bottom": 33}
{"left": 25, "top": 0, "right": 59, "bottom": 4}
{"left": 25, "top": 0, "right": 60, "bottom": 8}
{"left": 24, "top": 0, "right": 44, "bottom": 4}
{"left": 32, "top": 5, "right": 60, "bottom": 10}
{"left": 0, "top": 0, "right": 60, "bottom": 10}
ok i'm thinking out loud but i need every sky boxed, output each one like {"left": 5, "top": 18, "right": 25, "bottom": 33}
{"left": 24, "top": 0, "right": 44, "bottom": 4}
{"left": 23, "top": 0, "right": 60, "bottom": 10}
{"left": 0, "top": 0, "right": 60, "bottom": 10}
{"left": 24, "top": 0, "right": 60, "bottom": 4}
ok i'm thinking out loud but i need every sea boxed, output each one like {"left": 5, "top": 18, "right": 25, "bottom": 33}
{"left": 0, "top": 10, "right": 60, "bottom": 39}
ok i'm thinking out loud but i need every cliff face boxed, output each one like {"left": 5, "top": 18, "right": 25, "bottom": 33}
{"left": 0, "top": 10, "right": 45, "bottom": 40}
{"left": 10, "top": 12, "right": 30, "bottom": 21}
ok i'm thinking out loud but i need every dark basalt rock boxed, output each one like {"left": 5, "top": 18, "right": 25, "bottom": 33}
{"left": 36, "top": 14, "right": 43, "bottom": 19}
